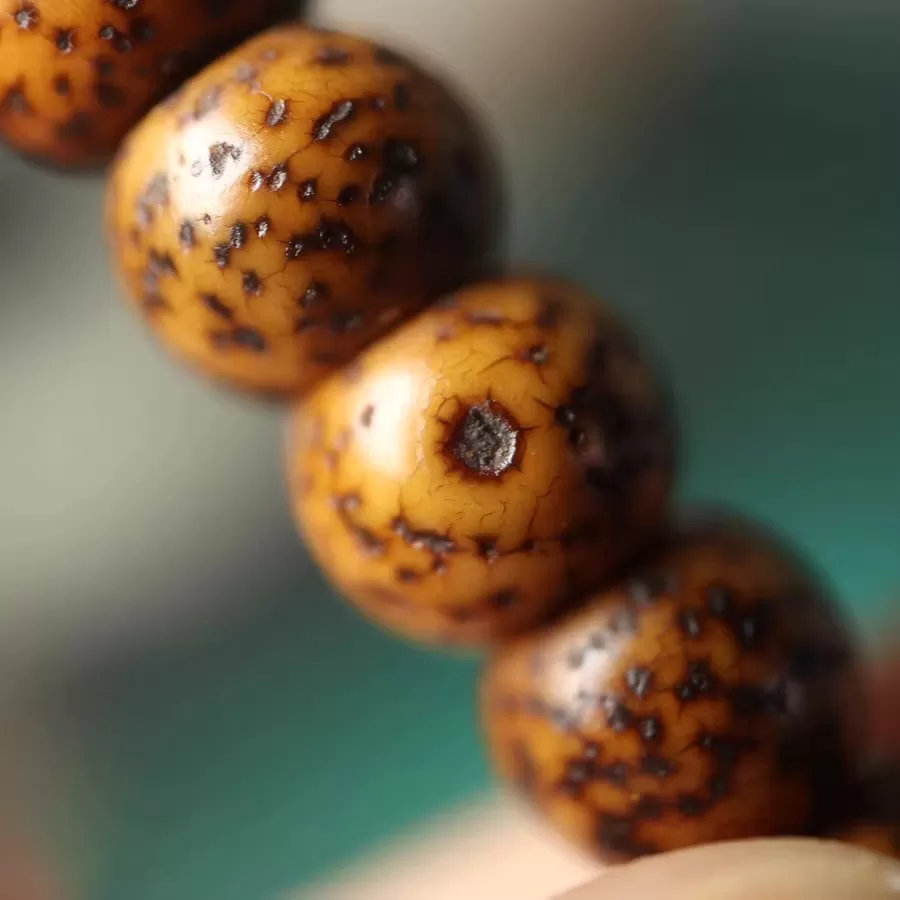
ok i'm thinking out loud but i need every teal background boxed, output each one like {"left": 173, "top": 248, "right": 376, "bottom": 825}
{"left": 14, "top": 6, "right": 900, "bottom": 900}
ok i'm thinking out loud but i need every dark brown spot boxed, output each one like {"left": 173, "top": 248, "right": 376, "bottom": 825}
{"left": 313, "top": 99, "right": 356, "bottom": 141}
{"left": 178, "top": 221, "right": 195, "bottom": 250}
{"left": 391, "top": 517, "right": 456, "bottom": 556}
{"left": 242, "top": 271, "right": 262, "bottom": 296}
{"left": 300, "top": 281, "right": 328, "bottom": 307}
{"left": 642, "top": 754, "right": 677, "bottom": 778}
{"left": 131, "top": 17, "right": 155, "bottom": 43}
{"left": 315, "top": 46, "right": 351, "bottom": 66}
{"left": 474, "top": 536, "right": 499, "bottom": 562}
{"left": 601, "top": 697, "right": 634, "bottom": 733}
{"left": 53, "top": 75, "right": 71, "bottom": 96}
{"left": 345, "top": 143, "right": 368, "bottom": 161}
{"left": 360, "top": 405, "right": 375, "bottom": 428}
{"left": 706, "top": 583, "right": 735, "bottom": 617}
{"left": 678, "top": 609, "right": 703, "bottom": 638}
{"left": 396, "top": 567, "right": 420, "bottom": 584}
{"left": 200, "top": 293, "right": 233, "bottom": 321}
{"left": 447, "top": 400, "right": 519, "bottom": 477}
{"left": 597, "top": 815, "right": 657, "bottom": 858}
{"left": 337, "top": 184, "right": 362, "bottom": 206}
{"left": 383, "top": 138, "right": 421, "bottom": 172}
{"left": 676, "top": 661, "right": 720, "bottom": 703}
{"left": 1, "top": 83, "right": 31, "bottom": 115}
{"left": 55, "top": 29, "right": 76, "bottom": 53}
{"left": 393, "top": 83, "right": 411, "bottom": 110}
{"left": 209, "top": 142, "right": 241, "bottom": 178}
{"left": 368, "top": 173, "right": 395, "bottom": 205}
{"left": 537, "top": 295, "right": 565, "bottom": 328}
{"left": 266, "top": 99, "right": 288, "bottom": 127}
{"left": 95, "top": 57, "right": 115, "bottom": 78}
{"left": 232, "top": 327, "right": 267, "bottom": 352}
{"left": 15, "top": 4, "right": 38, "bottom": 30}
{"left": 212, "top": 244, "right": 230, "bottom": 269}
{"left": 267, "top": 163, "right": 288, "bottom": 192}
{"left": 230, "top": 223, "right": 246, "bottom": 249}
{"left": 298, "top": 178, "right": 318, "bottom": 201}
{"left": 490, "top": 590, "right": 517, "bottom": 609}
{"left": 638, "top": 716, "right": 664, "bottom": 744}
{"left": 625, "top": 667, "right": 653, "bottom": 699}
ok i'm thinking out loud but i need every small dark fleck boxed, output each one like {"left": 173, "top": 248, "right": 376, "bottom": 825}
{"left": 337, "top": 184, "right": 361, "bottom": 206}
{"left": 266, "top": 98, "right": 288, "bottom": 127}
{"left": 634, "top": 796, "right": 665, "bottom": 821}
{"left": 524, "top": 344, "right": 549, "bottom": 365}
{"left": 677, "top": 794, "right": 710, "bottom": 817}
{"left": 555, "top": 404, "right": 577, "bottom": 427}
{"left": 178, "top": 221, "right": 195, "bottom": 250}
{"left": 678, "top": 609, "right": 703, "bottom": 638}
{"left": 396, "top": 568, "right": 419, "bottom": 584}
{"left": 368, "top": 173, "right": 395, "bottom": 205}
{"left": 448, "top": 401, "right": 519, "bottom": 477}
{"left": 95, "top": 58, "right": 115, "bottom": 78}
{"left": 232, "top": 327, "right": 268, "bottom": 352}
{"left": 242, "top": 271, "right": 262, "bottom": 296}
{"left": 131, "top": 18, "right": 155, "bottom": 43}
{"left": 212, "top": 244, "right": 230, "bottom": 269}
{"left": 315, "top": 46, "right": 351, "bottom": 66}
{"left": 209, "top": 142, "right": 241, "bottom": 178}
{"left": 602, "top": 698, "right": 634, "bottom": 733}
{"left": 230, "top": 223, "right": 246, "bottom": 249}
{"left": 53, "top": 75, "right": 71, "bottom": 96}
{"left": 642, "top": 755, "right": 677, "bottom": 778}
{"left": 285, "top": 236, "right": 306, "bottom": 259}
{"left": 639, "top": 717, "right": 663, "bottom": 743}
{"left": 536, "top": 296, "right": 564, "bottom": 328}
{"left": 300, "top": 281, "right": 328, "bottom": 307}
{"left": 345, "top": 143, "right": 368, "bottom": 161}
{"left": 268, "top": 164, "right": 288, "bottom": 192}
{"left": 491, "top": 590, "right": 517, "bottom": 609}
{"left": 475, "top": 537, "right": 499, "bottom": 562}
{"left": 589, "top": 630, "right": 607, "bottom": 649}
{"left": 566, "top": 646, "right": 585, "bottom": 670}
{"left": 55, "top": 29, "right": 75, "bottom": 53}
{"left": 383, "top": 138, "right": 421, "bottom": 172}
{"left": 706, "top": 583, "right": 735, "bottom": 617}
{"left": 96, "top": 82, "right": 127, "bottom": 108}
{"left": 360, "top": 405, "right": 375, "bottom": 428}
{"left": 298, "top": 179, "right": 317, "bottom": 201}
{"left": 393, "top": 82, "right": 411, "bottom": 109}
{"left": 200, "top": 293, "right": 233, "bottom": 321}
{"left": 596, "top": 762, "right": 629, "bottom": 786}
{"left": 255, "top": 217, "right": 270, "bottom": 239}
{"left": 312, "top": 99, "right": 356, "bottom": 141}
{"left": 15, "top": 4, "right": 39, "bottom": 30}
{"left": 625, "top": 667, "right": 654, "bottom": 699}
{"left": 190, "top": 160, "right": 204, "bottom": 177}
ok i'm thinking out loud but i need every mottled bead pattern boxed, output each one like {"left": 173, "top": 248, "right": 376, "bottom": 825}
{"left": 0, "top": 0, "right": 295, "bottom": 167}
{"left": 107, "top": 25, "right": 498, "bottom": 394}
{"left": 287, "top": 277, "right": 675, "bottom": 645}
{"left": 481, "top": 516, "right": 861, "bottom": 862}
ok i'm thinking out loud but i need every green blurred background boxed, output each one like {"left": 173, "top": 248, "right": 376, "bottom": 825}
{"left": 1, "top": 3, "right": 898, "bottom": 899}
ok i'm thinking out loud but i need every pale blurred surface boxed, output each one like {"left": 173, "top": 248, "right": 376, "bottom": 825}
{"left": 1, "top": 2, "right": 899, "bottom": 899}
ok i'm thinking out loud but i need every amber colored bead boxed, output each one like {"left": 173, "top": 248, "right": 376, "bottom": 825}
{"left": 480, "top": 514, "right": 862, "bottom": 862}
{"left": 0, "top": 0, "right": 295, "bottom": 168}
{"left": 106, "top": 25, "right": 498, "bottom": 395}
{"left": 287, "top": 276, "right": 675, "bottom": 645}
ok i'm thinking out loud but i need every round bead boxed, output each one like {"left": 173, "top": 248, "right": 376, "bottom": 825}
{"left": 0, "top": 0, "right": 294, "bottom": 168}
{"left": 287, "top": 276, "right": 675, "bottom": 645}
{"left": 107, "top": 25, "right": 498, "bottom": 394}
{"left": 480, "top": 514, "right": 861, "bottom": 861}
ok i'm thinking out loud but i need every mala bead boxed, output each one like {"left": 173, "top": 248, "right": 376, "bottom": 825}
{"left": 480, "top": 514, "right": 862, "bottom": 862}
{"left": 0, "top": 0, "right": 296, "bottom": 168}
{"left": 107, "top": 24, "right": 498, "bottom": 395}
{"left": 287, "top": 276, "right": 675, "bottom": 645}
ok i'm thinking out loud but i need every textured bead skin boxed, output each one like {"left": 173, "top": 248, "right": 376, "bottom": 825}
{"left": 481, "top": 515, "right": 862, "bottom": 862}
{"left": 0, "top": 0, "right": 295, "bottom": 168}
{"left": 287, "top": 276, "right": 675, "bottom": 645}
{"left": 106, "top": 24, "right": 498, "bottom": 394}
